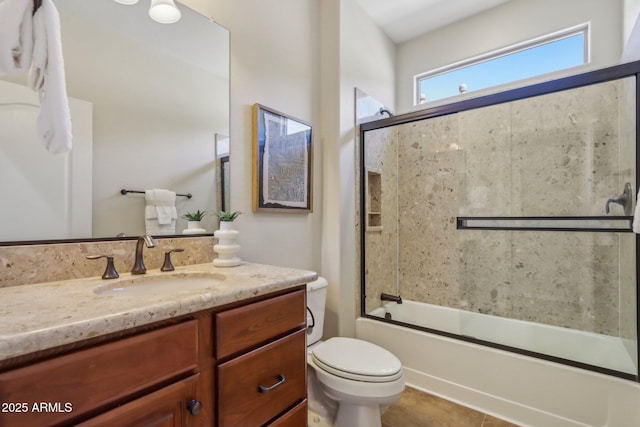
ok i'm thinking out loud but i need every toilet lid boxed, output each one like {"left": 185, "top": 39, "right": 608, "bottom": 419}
{"left": 311, "top": 337, "right": 402, "bottom": 382}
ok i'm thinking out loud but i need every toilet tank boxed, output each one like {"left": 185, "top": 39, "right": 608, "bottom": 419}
{"left": 306, "top": 277, "right": 328, "bottom": 346}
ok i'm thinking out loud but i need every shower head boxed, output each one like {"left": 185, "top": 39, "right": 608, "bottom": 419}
{"left": 379, "top": 107, "right": 393, "bottom": 117}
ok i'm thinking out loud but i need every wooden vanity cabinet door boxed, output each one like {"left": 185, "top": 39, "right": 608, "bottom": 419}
{"left": 217, "top": 329, "right": 306, "bottom": 427}
{"left": 76, "top": 374, "right": 200, "bottom": 427}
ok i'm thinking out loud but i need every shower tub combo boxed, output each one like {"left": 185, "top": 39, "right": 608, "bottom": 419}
{"left": 357, "top": 61, "right": 640, "bottom": 426}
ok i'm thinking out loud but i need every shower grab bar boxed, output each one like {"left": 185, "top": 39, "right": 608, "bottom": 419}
{"left": 457, "top": 216, "right": 632, "bottom": 233}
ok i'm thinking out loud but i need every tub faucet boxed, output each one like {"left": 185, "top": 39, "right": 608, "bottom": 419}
{"left": 380, "top": 293, "right": 402, "bottom": 304}
{"left": 132, "top": 235, "right": 156, "bottom": 274}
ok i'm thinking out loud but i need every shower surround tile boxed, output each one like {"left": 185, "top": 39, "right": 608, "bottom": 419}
{"left": 363, "top": 126, "right": 399, "bottom": 314}
{"left": 398, "top": 115, "right": 461, "bottom": 308}
{"left": 510, "top": 82, "right": 621, "bottom": 217}
{"left": 364, "top": 77, "right": 636, "bottom": 339}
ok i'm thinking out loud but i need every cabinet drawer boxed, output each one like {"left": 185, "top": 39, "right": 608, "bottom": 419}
{"left": 0, "top": 320, "right": 198, "bottom": 427}
{"left": 215, "top": 289, "right": 305, "bottom": 359}
{"left": 217, "top": 329, "right": 306, "bottom": 427}
{"left": 267, "top": 400, "right": 308, "bottom": 427}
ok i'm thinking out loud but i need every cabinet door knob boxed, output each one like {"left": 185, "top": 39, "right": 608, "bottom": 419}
{"left": 258, "top": 374, "right": 286, "bottom": 393}
{"left": 187, "top": 399, "right": 202, "bottom": 416}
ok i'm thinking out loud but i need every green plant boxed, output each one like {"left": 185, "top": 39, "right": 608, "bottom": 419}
{"left": 182, "top": 210, "right": 208, "bottom": 221}
{"left": 214, "top": 210, "right": 242, "bottom": 222}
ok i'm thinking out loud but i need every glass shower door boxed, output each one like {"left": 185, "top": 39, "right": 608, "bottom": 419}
{"left": 361, "top": 71, "right": 638, "bottom": 379}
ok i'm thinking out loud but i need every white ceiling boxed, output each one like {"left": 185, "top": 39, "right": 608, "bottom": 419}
{"left": 354, "top": 0, "right": 513, "bottom": 44}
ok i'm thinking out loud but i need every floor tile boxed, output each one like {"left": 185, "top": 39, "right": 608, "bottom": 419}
{"left": 381, "top": 386, "right": 486, "bottom": 427}
{"left": 381, "top": 386, "right": 522, "bottom": 427}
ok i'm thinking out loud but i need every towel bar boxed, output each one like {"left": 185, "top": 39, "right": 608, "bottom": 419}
{"left": 120, "top": 189, "right": 193, "bottom": 199}
{"left": 456, "top": 216, "right": 632, "bottom": 232}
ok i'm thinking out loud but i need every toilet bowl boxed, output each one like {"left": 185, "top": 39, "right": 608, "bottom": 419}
{"left": 306, "top": 278, "right": 405, "bottom": 427}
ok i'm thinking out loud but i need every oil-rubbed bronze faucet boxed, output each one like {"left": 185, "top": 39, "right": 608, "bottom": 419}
{"left": 132, "top": 235, "right": 157, "bottom": 274}
{"left": 86, "top": 255, "right": 119, "bottom": 279}
{"left": 380, "top": 292, "right": 403, "bottom": 304}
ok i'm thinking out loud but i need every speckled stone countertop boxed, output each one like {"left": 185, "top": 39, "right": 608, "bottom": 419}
{"left": 0, "top": 262, "right": 317, "bottom": 362}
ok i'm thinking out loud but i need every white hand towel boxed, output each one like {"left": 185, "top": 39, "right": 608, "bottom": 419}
{"left": 633, "top": 190, "right": 640, "bottom": 233}
{"left": 145, "top": 190, "right": 177, "bottom": 225}
{"left": 29, "top": 0, "right": 72, "bottom": 154}
{"left": 0, "top": 0, "right": 34, "bottom": 75}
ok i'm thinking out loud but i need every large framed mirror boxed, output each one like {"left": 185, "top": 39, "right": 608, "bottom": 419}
{"left": 0, "top": 0, "right": 229, "bottom": 244}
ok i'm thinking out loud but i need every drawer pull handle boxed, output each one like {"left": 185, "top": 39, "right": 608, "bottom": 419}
{"left": 258, "top": 374, "right": 286, "bottom": 393}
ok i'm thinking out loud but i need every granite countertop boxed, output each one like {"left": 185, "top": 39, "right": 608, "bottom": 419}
{"left": 0, "top": 262, "right": 317, "bottom": 362}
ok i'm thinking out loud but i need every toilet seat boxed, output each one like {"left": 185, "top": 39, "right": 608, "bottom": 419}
{"left": 311, "top": 337, "right": 402, "bottom": 382}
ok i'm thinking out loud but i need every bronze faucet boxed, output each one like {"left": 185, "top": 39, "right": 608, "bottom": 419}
{"left": 131, "top": 235, "right": 157, "bottom": 274}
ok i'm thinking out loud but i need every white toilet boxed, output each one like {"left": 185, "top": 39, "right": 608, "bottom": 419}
{"left": 306, "top": 277, "right": 405, "bottom": 427}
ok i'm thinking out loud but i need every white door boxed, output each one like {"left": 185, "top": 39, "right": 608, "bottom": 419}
{"left": 0, "top": 79, "right": 93, "bottom": 241}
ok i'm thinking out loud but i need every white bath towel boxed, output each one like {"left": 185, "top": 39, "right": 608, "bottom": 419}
{"left": 633, "top": 190, "right": 640, "bottom": 233}
{"left": 0, "top": 0, "right": 34, "bottom": 75}
{"left": 29, "top": 0, "right": 72, "bottom": 154}
{"left": 145, "top": 190, "right": 177, "bottom": 235}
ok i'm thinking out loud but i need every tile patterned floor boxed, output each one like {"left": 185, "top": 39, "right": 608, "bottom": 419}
{"left": 381, "top": 386, "right": 522, "bottom": 427}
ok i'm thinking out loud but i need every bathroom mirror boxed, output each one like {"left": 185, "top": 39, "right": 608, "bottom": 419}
{"left": 0, "top": 0, "right": 229, "bottom": 243}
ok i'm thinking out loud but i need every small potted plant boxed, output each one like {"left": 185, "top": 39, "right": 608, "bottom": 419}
{"left": 181, "top": 210, "right": 208, "bottom": 234}
{"left": 213, "top": 210, "right": 242, "bottom": 222}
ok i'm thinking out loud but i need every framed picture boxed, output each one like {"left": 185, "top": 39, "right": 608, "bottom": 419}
{"left": 252, "top": 104, "right": 313, "bottom": 213}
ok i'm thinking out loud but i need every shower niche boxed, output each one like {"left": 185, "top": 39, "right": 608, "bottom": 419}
{"left": 360, "top": 61, "right": 640, "bottom": 380}
{"left": 366, "top": 169, "right": 383, "bottom": 231}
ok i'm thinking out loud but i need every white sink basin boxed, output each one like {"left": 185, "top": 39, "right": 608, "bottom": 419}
{"left": 93, "top": 272, "right": 225, "bottom": 296}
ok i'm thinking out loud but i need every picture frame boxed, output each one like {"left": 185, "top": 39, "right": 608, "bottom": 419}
{"left": 252, "top": 103, "right": 313, "bottom": 213}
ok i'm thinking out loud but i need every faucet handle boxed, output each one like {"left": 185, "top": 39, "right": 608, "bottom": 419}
{"left": 86, "top": 255, "right": 119, "bottom": 280}
{"left": 605, "top": 182, "right": 633, "bottom": 215}
{"left": 161, "top": 248, "right": 185, "bottom": 272}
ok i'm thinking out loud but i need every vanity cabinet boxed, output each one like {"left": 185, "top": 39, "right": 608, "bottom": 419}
{"left": 0, "top": 286, "right": 307, "bottom": 427}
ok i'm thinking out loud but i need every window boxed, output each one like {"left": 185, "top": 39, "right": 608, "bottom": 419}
{"left": 415, "top": 24, "right": 589, "bottom": 105}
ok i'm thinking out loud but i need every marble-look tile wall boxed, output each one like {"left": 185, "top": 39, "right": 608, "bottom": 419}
{"left": 619, "top": 77, "right": 637, "bottom": 346}
{"left": 363, "top": 126, "right": 399, "bottom": 314}
{"left": 0, "top": 236, "right": 215, "bottom": 288}
{"left": 364, "top": 78, "right": 636, "bottom": 337}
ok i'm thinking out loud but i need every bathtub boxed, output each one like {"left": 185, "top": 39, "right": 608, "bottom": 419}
{"left": 356, "top": 300, "right": 640, "bottom": 427}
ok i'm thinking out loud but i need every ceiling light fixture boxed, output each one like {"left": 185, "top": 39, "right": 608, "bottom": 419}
{"left": 112, "top": 0, "right": 181, "bottom": 24}
{"left": 148, "top": 0, "right": 182, "bottom": 24}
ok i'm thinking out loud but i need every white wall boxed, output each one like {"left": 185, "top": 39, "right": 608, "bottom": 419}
{"left": 193, "top": 0, "right": 394, "bottom": 338}
{"left": 623, "top": 0, "right": 640, "bottom": 61}
{"left": 320, "top": 0, "right": 396, "bottom": 338}
{"left": 206, "top": 0, "right": 323, "bottom": 273}
{"left": 624, "top": 0, "right": 640, "bottom": 43}
{"left": 396, "top": 0, "right": 624, "bottom": 113}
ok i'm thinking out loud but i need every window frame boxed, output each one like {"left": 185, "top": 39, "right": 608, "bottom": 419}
{"left": 414, "top": 23, "right": 590, "bottom": 105}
